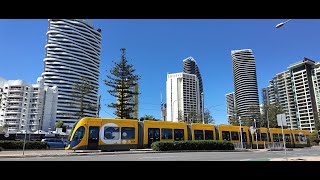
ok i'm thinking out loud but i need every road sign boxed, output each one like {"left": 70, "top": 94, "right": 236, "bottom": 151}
{"left": 276, "top": 113, "right": 287, "bottom": 161}
{"left": 277, "top": 114, "right": 286, "bottom": 126}
{"left": 4, "top": 133, "right": 9, "bottom": 138}
{"left": 249, "top": 126, "right": 254, "bottom": 134}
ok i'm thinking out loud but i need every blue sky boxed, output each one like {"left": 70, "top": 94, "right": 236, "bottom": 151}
{"left": 1, "top": 19, "right": 320, "bottom": 125}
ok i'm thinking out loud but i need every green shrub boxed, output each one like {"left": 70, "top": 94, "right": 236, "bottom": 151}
{"left": 0, "top": 141, "right": 47, "bottom": 150}
{"left": 151, "top": 140, "right": 234, "bottom": 151}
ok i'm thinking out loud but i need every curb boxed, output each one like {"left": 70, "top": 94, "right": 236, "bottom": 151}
{"left": 269, "top": 148, "right": 293, "bottom": 151}
{"left": 0, "top": 149, "right": 252, "bottom": 158}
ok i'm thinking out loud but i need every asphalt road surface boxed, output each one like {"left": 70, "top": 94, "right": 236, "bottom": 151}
{"left": 1, "top": 147, "right": 320, "bottom": 161}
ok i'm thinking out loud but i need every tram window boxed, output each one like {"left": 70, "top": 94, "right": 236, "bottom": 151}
{"left": 205, "top": 130, "right": 214, "bottom": 140}
{"left": 222, "top": 131, "right": 230, "bottom": 141}
{"left": 231, "top": 131, "right": 239, "bottom": 141}
{"left": 89, "top": 127, "right": 99, "bottom": 139}
{"left": 261, "top": 133, "right": 268, "bottom": 141}
{"left": 295, "top": 134, "right": 305, "bottom": 142}
{"left": 72, "top": 126, "right": 84, "bottom": 141}
{"left": 174, "top": 129, "right": 184, "bottom": 141}
{"left": 161, "top": 128, "right": 173, "bottom": 140}
{"left": 194, "top": 130, "right": 204, "bottom": 140}
{"left": 273, "top": 134, "right": 279, "bottom": 142}
{"left": 255, "top": 132, "right": 262, "bottom": 141}
{"left": 285, "top": 134, "right": 291, "bottom": 142}
{"left": 121, "top": 127, "right": 135, "bottom": 139}
{"left": 241, "top": 132, "right": 247, "bottom": 142}
{"left": 279, "top": 134, "right": 283, "bottom": 142}
{"left": 104, "top": 127, "right": 120, "bottom": 140}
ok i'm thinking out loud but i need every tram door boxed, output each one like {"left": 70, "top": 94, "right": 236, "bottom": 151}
{"left": 148, "top": 128, "right": 160, "bottom": 148}
{"left": 88, "top": 126, "right": 100, "bottom": 150}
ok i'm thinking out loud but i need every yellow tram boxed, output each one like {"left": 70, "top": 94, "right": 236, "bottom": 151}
{"left": 65, "top": 117, "right": 312, "bottom": 151}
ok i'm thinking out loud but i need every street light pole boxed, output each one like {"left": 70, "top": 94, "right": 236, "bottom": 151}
{"left": 254, "top": 119, "right": 258, "bottom": 149}
{"left": 22, "top": 126, "right": 27, "bottom": 155}
{"left": 239, "top": 116, "right": 243, "bottom": 149}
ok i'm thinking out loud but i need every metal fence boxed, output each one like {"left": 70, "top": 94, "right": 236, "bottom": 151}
{"left": 233, "top": 142, "right": 247, "bottom": 149}
{"left": 267, "top": 142, "right": 284, "bottom": 150}
{"left": 233, "top": 142, "right": 285, "bottom": 149}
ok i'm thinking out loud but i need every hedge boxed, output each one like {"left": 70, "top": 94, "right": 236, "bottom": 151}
{"left": 0, "top": 140, "right": 47, "bottom": 150}
{"left": 151, "top": 140, "right": 234, "bottom": 151}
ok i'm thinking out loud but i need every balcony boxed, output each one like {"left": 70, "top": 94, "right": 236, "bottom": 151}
{"left": 5, "top": 111, "right": 21, "bottom": 113}
{"left": 7, "top": 93, "right": 24, "bottom": 97}
{"left": 27, "top": 122, "right": 39, "bottom": 126}
{"left": 8, "top": 104, "right": 22, "bottom": 108}
{"left": 29, "top": 106, "right": 38, "bottom": 109}
{"left": 5, "top": 115, "right": 20, "bottom": 118}
{"left": 7, "top": 99, "right": 23, "bottom": 102}
{"left": 6, "top": 122, "right": 19, "bottom": 125}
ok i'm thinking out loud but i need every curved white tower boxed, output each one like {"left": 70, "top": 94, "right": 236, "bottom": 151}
{"left": 42, "top": 19, "right": 102, "bottom": 128}
{"left": 231, "top": 49, "right": 260, "bottom": 124}
{"left": 183, "top": 57, "right": 204, "bottom": 117}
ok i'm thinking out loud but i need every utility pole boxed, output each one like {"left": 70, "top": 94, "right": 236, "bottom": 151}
{"left": 22, "top": 126, "right": 27, "bottom": 156}
{"left": 254, "top": 119, "right": 258, "bottom": 149}
{"left": 239, "top": 116, "right": 243, "bottom": 149}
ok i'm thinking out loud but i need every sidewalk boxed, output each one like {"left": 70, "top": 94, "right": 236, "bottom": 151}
{"left": 0, "top": 148, "right": 252, "bottom": 158}
{"left": 1, "top": 147, "right": 308, "bottom": 159}
{"left": 0, "top": 149, "right": 155, "bottom": 158}
{"left": 271, "top": 156, "right": 320, "bottom": 161}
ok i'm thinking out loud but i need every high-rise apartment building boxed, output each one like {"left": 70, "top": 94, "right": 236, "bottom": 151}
{"left": 183, "top": 57, "right": 204, "bottom": 117}
{"left": 231, "top": 49, "right": 260, "bottom": 124}
{"left": 226, "top": 92, "right": 236, "bottom": 124}
{"left": 0, "top": 77, "right": 57, "bottom": 133}
{"left": 265, "top": 58, "right": 320, "bottom": 131}
{"left": 41, "top": 19, "right": 102, "bottom": 128}
{"left": 166, "top": 72, "right": 200, "bottom": 123}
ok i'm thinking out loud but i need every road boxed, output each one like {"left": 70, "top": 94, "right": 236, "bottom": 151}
{"left": 1, "top": 147, "right": 320, "bottom": 161}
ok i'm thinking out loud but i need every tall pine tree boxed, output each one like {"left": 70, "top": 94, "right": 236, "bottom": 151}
{"left": 104, "top": 48, "right": 140, "bottom": 119}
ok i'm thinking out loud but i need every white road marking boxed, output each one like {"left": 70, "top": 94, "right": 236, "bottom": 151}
{"left": 139, "top": 156, "right": 185, "bottom": 159}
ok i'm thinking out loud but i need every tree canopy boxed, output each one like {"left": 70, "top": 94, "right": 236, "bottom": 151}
{"left": 104, "top": 48, "right": 140, "bottom": 119}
